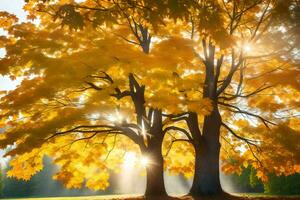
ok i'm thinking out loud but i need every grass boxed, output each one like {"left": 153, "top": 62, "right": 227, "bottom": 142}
{"left": 2, "top": 194, "right": 300, "bottom": 200}
{"left": 232, "top": 193, "right": 300, "bottom": 200}
{"left": 1, "top": 195, "right": 141, "bottom": 200}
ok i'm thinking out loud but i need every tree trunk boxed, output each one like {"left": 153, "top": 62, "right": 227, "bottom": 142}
{"left": 189, "top": 144, "right": 202, "bottom": 195}
{"left": 144, "top": 109, "right": 167, "bottom": 197}
{"left": 144, "top": 150, "right": 166, "bottom": 197}
{"left": 189, "top": 106, "right": 223, "bottom": 196}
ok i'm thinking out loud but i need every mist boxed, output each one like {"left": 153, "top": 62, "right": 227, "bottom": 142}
{"left": 1, "top": 156, "right": 259, "bottom": 198}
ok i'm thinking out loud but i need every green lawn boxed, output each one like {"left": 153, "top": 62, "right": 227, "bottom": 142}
{"left": 1, "top": 195, "right": 141, "bottom": 200}
{"left": 234, "top": 193, "right": 300, "bottom": 199}
{"left": 2, "top": 194, "right": 300, "bottom": 200}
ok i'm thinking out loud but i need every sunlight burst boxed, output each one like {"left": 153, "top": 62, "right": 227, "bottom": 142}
{"left": 242, "top": 43, "right": 252, "bottom": 53}
{"left": 140, "top": 156, "right": 149, "bottom": 167}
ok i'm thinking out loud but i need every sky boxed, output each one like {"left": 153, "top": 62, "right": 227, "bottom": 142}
{"left": 0, "top": 0, "right": 27, "bottom": 166}
{"left": 0, "top": 0, "right": 27, "bottom": 21}
{"left": 0, "top": 0, "right": 26, "bottom": 91}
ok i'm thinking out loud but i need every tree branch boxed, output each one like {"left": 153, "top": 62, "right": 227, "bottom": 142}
{"left": 218, "top": 102, "right": 276, "bottom": 128}
{"left": 219, "top": 84, "right": 273, "bottom": 101}
{"left": 217, "top": 49, "right": 244, "bottom": 96}
{"left": 221, "top": 122, "right": 260, "bottom": 146}
{"left": 164, "top": 138, "right": 192, "bottom": 157}
{"left": 163, "top": 126, "right": 193, "bottom": 142}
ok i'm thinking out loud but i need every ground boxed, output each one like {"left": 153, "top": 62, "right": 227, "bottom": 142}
{"left": 2, "top": 194, "right": 300, "bottom": 200}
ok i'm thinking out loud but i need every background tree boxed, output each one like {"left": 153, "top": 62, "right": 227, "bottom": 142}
{"left": 264, "top": 173, "right": 300, "bottom": 195}
{"left": 152, "top": 0, "right": 300, "bottom": 196}
{"left": 0, "top": 164, "right": 3, "bottom": 198}
{"left": 224, "top": 165, "right": 264, "bottom": 193}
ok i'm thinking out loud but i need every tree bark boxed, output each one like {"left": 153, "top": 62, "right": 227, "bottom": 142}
{"left": 189, "top": 144, "right": 202, "bottom": 195}
{"left": 144, "top": 150, "right": 166, "bottom": 196}
{"left": 186, "top": 112, "right": 202, "bottom": 196}
{"left": 188, "top": 40, "right": 229, "bottom": 197}
{"left": 143, "top": 109, "right": 167, "bottom": 197}
{"left": 189, "top": 106, "right": 223, "bottom": 196}
{"left": 127, "top": 73, "right": 166, "bottom": 197}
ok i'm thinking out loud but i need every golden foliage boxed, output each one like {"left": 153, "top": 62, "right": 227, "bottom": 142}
{"left": 0, "top": 0, "right": 299, "bottom": 189}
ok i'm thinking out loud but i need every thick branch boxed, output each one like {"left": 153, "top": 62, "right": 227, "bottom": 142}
{"left": 163, "top": 126, "right": 193, "bottom": 142}
{"left": 47, "top": 124, "right": 145, "bottom": 150}
{"left": 217, "top": 50, "right": 244, "bottom": 96}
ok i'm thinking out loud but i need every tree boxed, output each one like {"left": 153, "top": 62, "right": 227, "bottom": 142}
{"left": 133, "top": 0, "right": 300, "bottom": 196}
{"left": 224, "top": 165, "right": 264, "bottom": 193}
{"left": 1, "top": 0, "right": 300, "bottom": 198}
{"left": 0, "top": 5, "right": 210, "bottom": 197}
{"left": 264, "top": 173, "right": 300, "bottom": 195}
{"left": 183, "top": 0, "right": 300, "bottom": 196}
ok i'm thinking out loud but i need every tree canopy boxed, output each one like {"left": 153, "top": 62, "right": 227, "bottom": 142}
{"left": 0, "top": 0, "right": 300, "bottom": 197}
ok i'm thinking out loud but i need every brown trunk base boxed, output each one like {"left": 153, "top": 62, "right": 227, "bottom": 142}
{"left": 144, "top": 151, "right": 167, "bottom": 198}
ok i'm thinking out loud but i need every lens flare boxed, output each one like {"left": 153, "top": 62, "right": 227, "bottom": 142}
{"left": 140, "top": 156, "right": 149, "bottom": 167}
{"left": 243, "top": 43, "right": 252, "bottom": 53}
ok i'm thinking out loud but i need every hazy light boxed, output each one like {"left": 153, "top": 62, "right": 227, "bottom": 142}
{"left": 107, "top": 109, "right": 123, "bottom": 123}
{"left": 123, "top": 152, "right": 136, "bottom": 168}
{"left": 243, "top": 43, "right": 252, "bottom": 53}
{"left": 87, "top": 112, "right": 101, "bottom": 125}
{"left": 274, "top": 95, "right": 283, "bottom": 103}
{"left": 107, "top": 114, "right": 118, "bottom": 122}
{"left": 90, "top": 112, "right": 100, "bottom": 119}
{"left": 165, "top": 174, "right": 191, "bottom": 196}
{"left": 75, "top": 0, "right": 86, "bottom": 3}
{"left": 140, "top": 156, "right": 149, "bottom": 167}
{"left": 78, "top": 95, "right": 86, "bottom": 104}
{"left": 0, "top": 149, "right": 11, "bottom": 168}
{"left": 117, "top": 151, "right": 146, "bottom": 194}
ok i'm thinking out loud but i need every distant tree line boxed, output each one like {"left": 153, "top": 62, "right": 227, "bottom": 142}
{"left": 0, "top": 165, "right": 3, "bottom": 198}
{"left": 226, "top": 166, "right": 300, "bottom": 195}
{"left": 264, "top": 173, "right": 300, "bottom": 195}
{"left": 0, "top": 160, "right": 299, "bottom": 197}
{"left": 224, "top": 166, "right": 264, "bottom": 193}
